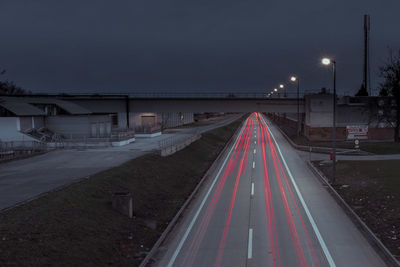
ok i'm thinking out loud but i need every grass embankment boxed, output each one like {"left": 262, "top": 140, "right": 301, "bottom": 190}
{"left": 275, "top": 121, "right": 400, "bottom": 154}
{"left": 316, "top": 160, "right": 400, "bottom": 260}
{"left": 0, "top": 117, "right": 244, "bottom": 266}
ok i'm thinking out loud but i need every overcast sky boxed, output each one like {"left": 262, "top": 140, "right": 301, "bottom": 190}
{"left": 0, "top": 0, "right": 399, "bottom": 95}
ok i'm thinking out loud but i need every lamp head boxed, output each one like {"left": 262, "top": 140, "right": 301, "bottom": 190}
{"left": 322, "top": 58, "right": 331, "bottom": 65}
{"left": 290, "top": 76, "right": 297, "bottom": 82}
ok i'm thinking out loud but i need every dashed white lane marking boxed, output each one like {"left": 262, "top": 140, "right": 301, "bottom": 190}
{"left": 248, "top": 228, "right": 253, "bottom": 259}
{"left": 254, "top": 141, "right": 256, "bottom": 144}
{"left": 252, "top": 162, "right": 255, "bottom": 168}
{"left": 166, "top": 120, "right": 246, "bottom": 267}
{"left": 254, "top": 149, "right": 256, "bottom": 154}
{"left": 251, "top": 183, "right": 254, "bottom": 196}
{"left": 260, "top": 114, "right": 336, "bottom": 267}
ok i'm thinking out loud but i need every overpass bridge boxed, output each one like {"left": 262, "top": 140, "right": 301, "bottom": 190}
{"left": 58, "top": 93, "right": 305, "bottom": 113}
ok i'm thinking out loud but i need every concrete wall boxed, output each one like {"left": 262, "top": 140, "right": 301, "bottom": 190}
{"left": 162, "top": 112, "right": 194, "bottom": 128}
{"left": 0, "top": 117, "right": 37, "bottom": 141}
{"left": 45, "top": 115, "right": 111, "bottom": 138}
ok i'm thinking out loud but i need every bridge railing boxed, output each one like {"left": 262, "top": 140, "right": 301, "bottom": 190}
{"left": 126, "top": 92, "right": 308, "bottom": 99}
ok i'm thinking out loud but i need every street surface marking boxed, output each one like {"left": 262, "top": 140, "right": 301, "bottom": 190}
{"left": 254, "top": 149, "right": 256, "bottom": 154}
{"left": 166, "top": 120, "right": 246, "bottom": 267}
{"left": 248, "top": 228, "right": 253, "bottom": 259}
{"left": 252, "top": 162, "right": 255, "bottom": 168}
{"left": 251, "top": 183, "right": 254, "bottom": 196}
{"left": 260, "top": 115, "right": 336, "bottom": 267}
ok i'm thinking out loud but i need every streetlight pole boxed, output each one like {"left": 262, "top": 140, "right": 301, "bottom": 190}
{"left": 332, "top": 60, "right": 337, "bottom": 185}
{"left": 322, "top": 57, "right": 337, "bottom": 184}
{"left": 290, "top": 76, "right": 301, "bottom": 136}
{"left": 279, "top": 84, "right": 286, "bottom": 97}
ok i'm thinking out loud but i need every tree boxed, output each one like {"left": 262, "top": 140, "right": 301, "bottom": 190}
{"left": 379, "top": 49, "right": 400, "bottom": 142}
{"left": 0, "top": 69, "right": 30, "bottom": 95}
{"left": 355, "top": 84, "right": 368, "bottom": 96}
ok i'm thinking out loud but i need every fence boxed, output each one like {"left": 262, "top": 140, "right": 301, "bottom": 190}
{"left": 159, "top": 131, "right": 202, "bottom": 156}
{"left": 0, "top": 141, "right": 48, "bottom": 162}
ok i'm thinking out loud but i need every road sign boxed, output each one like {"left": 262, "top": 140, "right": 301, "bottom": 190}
{"left": 346, "top": 125, "right": 368, "bottom": 140}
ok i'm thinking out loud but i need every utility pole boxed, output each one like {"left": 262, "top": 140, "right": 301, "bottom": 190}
{"left": 363, "top": 14, "right": 371, "bottom": 96}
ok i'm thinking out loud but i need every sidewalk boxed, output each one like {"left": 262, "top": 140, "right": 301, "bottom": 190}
{"left": 0, "top": 115, "right": 240, "bottom": 211}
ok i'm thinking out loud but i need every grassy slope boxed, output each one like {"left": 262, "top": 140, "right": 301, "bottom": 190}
{"left": 317, "top": 160, "right": 400, "bottom": 259}
{"left": 0, "top": 117, "right": 243, "bottom": 267}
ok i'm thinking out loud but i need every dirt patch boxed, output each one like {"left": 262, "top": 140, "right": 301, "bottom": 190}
{"left": 0, "top": 117, "right": 243, "bottom": 266}
{"left": 315, "top": 160, "right": 400, "bottom": 260}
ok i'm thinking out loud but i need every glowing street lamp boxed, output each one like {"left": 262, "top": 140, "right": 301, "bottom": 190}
{"left": 322, "top": 57, "right": 331, "bottom": 65}
{"left": 321, "top": 57, "right": 337, "bottom": 184}
{"left": 279, "top": 84, "right": 286, "bottom": 97}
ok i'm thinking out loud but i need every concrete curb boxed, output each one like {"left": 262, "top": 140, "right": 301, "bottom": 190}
{"left": 139, "top": 117, "right": 244, "bottom": 267}
{"left": 306, "top": 160, "right": 400, "bottom": 267}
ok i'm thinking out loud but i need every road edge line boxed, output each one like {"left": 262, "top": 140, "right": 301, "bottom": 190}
{"left": 261, "top": 114, "right": 337, "bottom": 267}
{"left": 139, "top": 116, "right": 246, "bottom": 267}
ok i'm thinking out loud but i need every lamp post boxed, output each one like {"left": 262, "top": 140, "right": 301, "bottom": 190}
{"left": 279, "top": 84, "right": 286, "bottom": 97}
{"left": 322, "top": 57, "right": 337, "bottom": 184}
{"left": 290, "top": 75, "right": 301, "bottom": 136}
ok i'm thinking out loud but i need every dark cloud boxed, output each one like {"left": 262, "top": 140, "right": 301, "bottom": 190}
{"left": 0, "top": 0, "right": 399, "bottom": 95}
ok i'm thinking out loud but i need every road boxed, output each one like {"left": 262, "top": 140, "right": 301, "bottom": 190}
{"left": 0, "top": 115, "right": 240, "bottom": 211}
{"left": 157, "top": 113, "right": 386, "bottom": 267}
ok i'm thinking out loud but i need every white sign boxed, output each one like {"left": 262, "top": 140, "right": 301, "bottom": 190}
{"left": 346, "top": 125, "right": 368, "bottom": 140}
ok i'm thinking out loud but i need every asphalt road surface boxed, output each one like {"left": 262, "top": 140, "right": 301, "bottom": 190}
{"left": 0, "top": 115, "right": 239, "bottom": 210}
{"left": 157, "top": 113, "right": 386, "bottom": 267}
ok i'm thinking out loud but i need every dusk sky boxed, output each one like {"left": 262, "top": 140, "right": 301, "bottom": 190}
{"left": 0, "top": 0, "right": 399, "bottom": 95}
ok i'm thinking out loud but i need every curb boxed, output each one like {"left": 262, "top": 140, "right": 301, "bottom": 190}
{"left": 307, "top": 160, "right": 400, "bottom": 267}
{"left": 139, "top": 117, "right": 244, "bottom": 267}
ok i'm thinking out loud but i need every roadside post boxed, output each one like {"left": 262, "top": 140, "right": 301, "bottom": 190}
{"left": 355, "top": 139, "right": 360, "bottom": 150}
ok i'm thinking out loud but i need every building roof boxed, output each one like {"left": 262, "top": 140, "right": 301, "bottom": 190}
{"left": 0, "top": 101, "right": 46, "bottom": 116}
{"left": 0, "top": 96, "right": 92, "bottom": 115}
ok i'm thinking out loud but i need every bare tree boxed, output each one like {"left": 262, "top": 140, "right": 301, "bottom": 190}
{"left": 379, "top": 49, "right": 400, "bottom": 142}
{"left": 0, "top": 69, "right": 31, "bottom": 95}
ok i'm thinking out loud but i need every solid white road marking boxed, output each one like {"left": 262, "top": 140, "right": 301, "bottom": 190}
{"left": 251, "top": 183, "right": 254, "bottom": 196}
{"left": 260, "top": 114, "right": 336, "bottom": 267}
{"left": 248, "top": 228, "right": 253, "bottom": 259}
{"left": 252, "top": 162, "right": 255, "bottom": 168}
{"left": 166, "top": 120, "right": 247, "bottom": 267}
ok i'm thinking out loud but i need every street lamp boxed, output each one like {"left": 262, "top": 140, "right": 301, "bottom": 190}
{"left": 321, "top": 57, "right": 337, "bottom": 184}
{"left": 279, "top": 84, "right": 286, "bottom": 97}
{"left": 290, "top": 75, "right": 301, "bottom": 136}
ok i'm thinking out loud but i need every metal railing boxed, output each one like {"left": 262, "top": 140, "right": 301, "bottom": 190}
{"left": 0, "top": 141, "right": 48, "bottom": 161}
{"left": 158, "top": 130, "right": 201, "bottom": 150}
